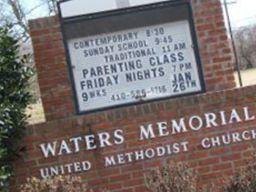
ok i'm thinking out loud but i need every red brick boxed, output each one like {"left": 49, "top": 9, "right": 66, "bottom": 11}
{"left": 211, "top": 163, "right": 232, "bottom": 171}
{"left": 221, "top": 153, "right": 241, "bottom": 162}
{"left": 9, "top": 1, "right": 244, "bottom": 192}
{"left": 199, "top": 157, "right": 220, "bottom": 166}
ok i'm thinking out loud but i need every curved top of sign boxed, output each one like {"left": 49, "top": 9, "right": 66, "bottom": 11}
{"left": 59, "top": 0, "right": 170, "bottom": 19}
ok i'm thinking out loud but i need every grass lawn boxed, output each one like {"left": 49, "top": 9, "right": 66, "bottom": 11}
{"left": 234, "top": 68, "right": 256, "bottom": 87}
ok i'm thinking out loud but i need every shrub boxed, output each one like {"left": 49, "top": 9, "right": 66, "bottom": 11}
{"left": 144, "top": 162, "right": 216, "bottom": 192}
{"left": 223, "top": 154, "right": 256, "bottom": 192}
{"left": 20, "top": 175, "right": 93, "bottom": 192}
{"left": 0, "top": 26, "right": 33, "bottom": 190}
{"left": 144, "top": 155, "right": 256, "bottom": 192}
{"left": 144, "top": 162, "right": 198, "bottom": 192}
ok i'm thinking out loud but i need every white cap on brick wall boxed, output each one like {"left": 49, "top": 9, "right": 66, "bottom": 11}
{"left": 59, "top": 0, "right": 169, "bottom": 18}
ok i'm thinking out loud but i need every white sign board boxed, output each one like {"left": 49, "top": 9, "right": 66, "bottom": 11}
{"left": 68, "top": 20, "right": 203, "bottom": 113}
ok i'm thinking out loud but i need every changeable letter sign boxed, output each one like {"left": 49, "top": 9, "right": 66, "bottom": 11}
{"left": 58, "top": 0, "right": 205, "bottom": 114}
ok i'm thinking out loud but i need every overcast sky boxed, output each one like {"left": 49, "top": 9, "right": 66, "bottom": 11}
{"left": 27, "top": 0, "right": 256, "bottom": 28}
{"left": 225, "top": 0, "right": 256, "bottom": 28}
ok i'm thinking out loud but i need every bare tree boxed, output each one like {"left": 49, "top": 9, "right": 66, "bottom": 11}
{"left": 0, "top": 0, "right": 30, "bottom": 41}
{"left": 234, "top": 25, "right": 256, "bottom": 70}
{"left": 0, "top": 0, "right": 57, "bottom": 42}
{"left": 0, "top": 0, "right": 56, "bottom": 102}
{"left": 41, "top": 0, "right": 58, "bottom": 15}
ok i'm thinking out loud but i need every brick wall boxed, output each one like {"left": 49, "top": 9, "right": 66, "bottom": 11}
{"left": 11, "top": 85, "right": 256, "bottom": 191}
{"left": 29, "top": 0, "right": 236, "bottom": 121}
{"left": 17, "top": 1, "right": 245, "bottom": 191}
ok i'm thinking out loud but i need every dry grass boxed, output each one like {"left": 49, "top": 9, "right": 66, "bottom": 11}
{"left": 234, "top": 68, "right": 256, "bottom": 87}
{"left": 26, "top": 101, "right": 45, "bottom": 125}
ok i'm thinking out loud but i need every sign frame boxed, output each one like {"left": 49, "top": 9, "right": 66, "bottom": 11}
{"left": 57, "top": 0, "right": 206, "bottom": 115}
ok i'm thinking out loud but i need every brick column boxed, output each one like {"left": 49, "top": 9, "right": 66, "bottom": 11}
{"left": 192, "top": 0, "right": 236, "bottom": 91}
{"left": 29, "top": 17, "right": 75, "bottom": 121}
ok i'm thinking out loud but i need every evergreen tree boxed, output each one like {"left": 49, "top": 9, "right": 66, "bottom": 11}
{"left": 0, "top": 26, "right": 33, "bottom": 191}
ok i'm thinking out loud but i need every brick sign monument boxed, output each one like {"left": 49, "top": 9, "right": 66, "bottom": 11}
{"left": 11, "top": 0, "right": 256, "bottom": 191}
